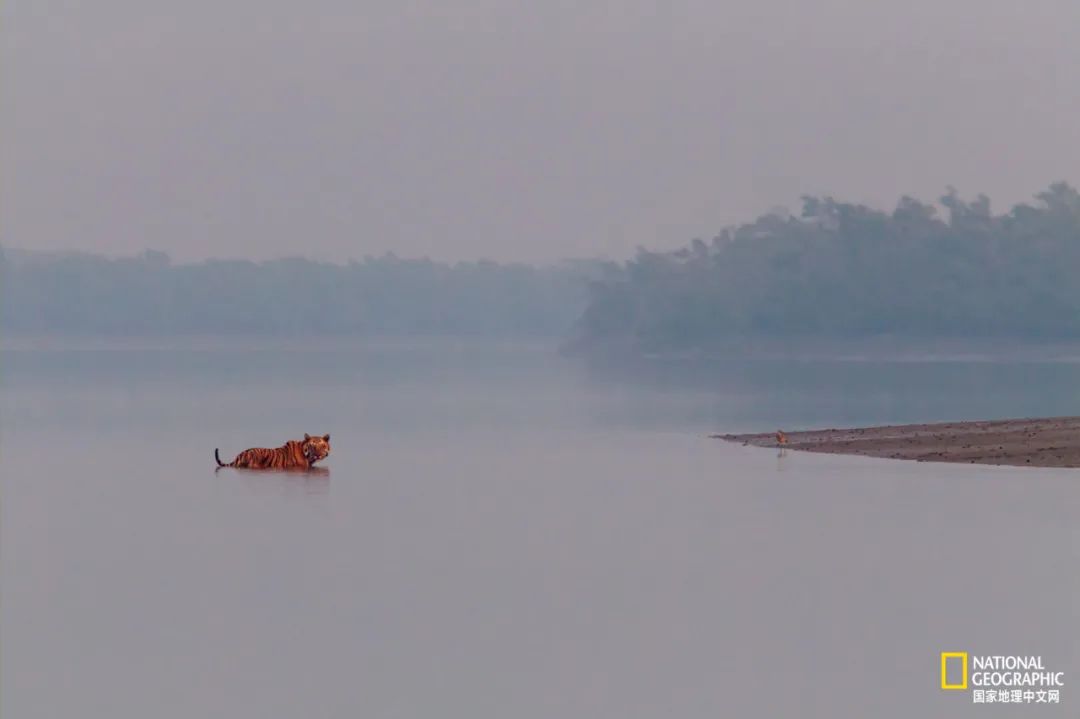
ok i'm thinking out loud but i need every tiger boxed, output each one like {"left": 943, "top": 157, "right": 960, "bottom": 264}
{"left": 215, "top": 433, "right": 331, "bottom": 470}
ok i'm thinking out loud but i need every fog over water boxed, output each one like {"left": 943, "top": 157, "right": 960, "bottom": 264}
{"left": 5, "top": 1, "right": 1080, "bottom": 715}
{"left": 2, "top": 341, "right": 1077, "bottom": 717}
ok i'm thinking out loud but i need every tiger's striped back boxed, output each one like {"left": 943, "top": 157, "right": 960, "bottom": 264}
{"left": 216, "top": 433, "right": 331, "bottom": 470}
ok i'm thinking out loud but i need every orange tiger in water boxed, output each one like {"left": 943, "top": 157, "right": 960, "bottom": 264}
{"left": 215, "top": 433, "right": 331, "bottom": 469}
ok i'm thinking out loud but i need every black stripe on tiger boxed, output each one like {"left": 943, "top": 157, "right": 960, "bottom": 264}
{"left": 214, "top": 433, "right": 331, "bottom": 470}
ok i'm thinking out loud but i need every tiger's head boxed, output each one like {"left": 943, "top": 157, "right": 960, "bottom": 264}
{"left": 302, "top": 433, "right": 331, "bottom": 465}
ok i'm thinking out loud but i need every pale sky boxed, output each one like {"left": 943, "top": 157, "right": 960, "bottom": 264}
{"left": 4, "top": 0, "right": 1080, "bottom": 263}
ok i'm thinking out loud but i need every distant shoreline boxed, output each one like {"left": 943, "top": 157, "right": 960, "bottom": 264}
{"left": 0, "top": 335, "right": 560, "bottom": 352}
{"left": 564, "top": 336, "right": 1080, "bottom": 363}
{"left": 717, "top": 417, "right": 1080, "bottom": 468}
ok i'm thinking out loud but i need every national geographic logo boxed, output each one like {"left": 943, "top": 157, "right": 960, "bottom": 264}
{"left": 942, "top": 652, "right": 968, "bottom": 690}
{"left": 941, "top": 652, "right": 1064, "bottom": 705}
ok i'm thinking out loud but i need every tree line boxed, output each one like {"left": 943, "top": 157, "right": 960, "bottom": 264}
{"left": 570, "top": 183, "right": 1080, "bottom": 353}
{"left": 0, "top": 249, "right": 602, "bottom": 337}
{"left": 7, "top": 183, "right": 1080, "bottom": 347}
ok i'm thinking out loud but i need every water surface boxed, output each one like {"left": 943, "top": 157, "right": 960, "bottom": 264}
{"left": 2, "top": 341, "right": 1077, "bottom": 717}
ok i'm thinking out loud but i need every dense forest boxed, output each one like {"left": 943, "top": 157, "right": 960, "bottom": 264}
{"left": 6, "top": 184, "right": 1080, "bottom": 347}
{"left": 571, "top": 183, "right": 1080, "bottom": 353}
{"left": 0, "top": 249, "right": 600, "bottom": 337}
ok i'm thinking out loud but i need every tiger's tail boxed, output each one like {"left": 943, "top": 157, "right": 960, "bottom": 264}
{"left": 215, "top": 448, "right": 230, "bottom": 467}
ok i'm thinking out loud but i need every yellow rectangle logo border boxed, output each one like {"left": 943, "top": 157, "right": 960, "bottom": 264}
{"left": 941, "top": 652, "right": 968, "bottom": 689}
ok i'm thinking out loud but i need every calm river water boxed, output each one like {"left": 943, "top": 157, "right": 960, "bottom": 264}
{"left": 2, "top": 340, "right": 1076, "bottom": 717}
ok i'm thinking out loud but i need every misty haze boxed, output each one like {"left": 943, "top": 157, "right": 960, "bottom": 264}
{"left": 6, "top": 1, "right": 1080, "bottom": 264}
{"left": 3, "top": 2, "right": 1079, "bottom": 719}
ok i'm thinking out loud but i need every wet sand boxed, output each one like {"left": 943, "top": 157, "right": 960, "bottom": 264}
{"left": 716, "top": 417, "right": 1080, "bottom": 467}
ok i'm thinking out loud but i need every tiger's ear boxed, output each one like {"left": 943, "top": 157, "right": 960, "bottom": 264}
{"left": 304, "top": 433, "right": 311, "bottom": 441}
{"left": 323, "top": 434, "right": 330, "bottom": 442}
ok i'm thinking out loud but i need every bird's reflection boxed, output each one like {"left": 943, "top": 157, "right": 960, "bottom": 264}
{"left": 775, "top": 447, "right": 788, "bottom": 471}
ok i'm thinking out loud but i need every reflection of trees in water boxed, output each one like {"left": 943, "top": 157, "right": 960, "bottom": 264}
{"left": 578, "top": 349, "right": 1080, "bottom": 433}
